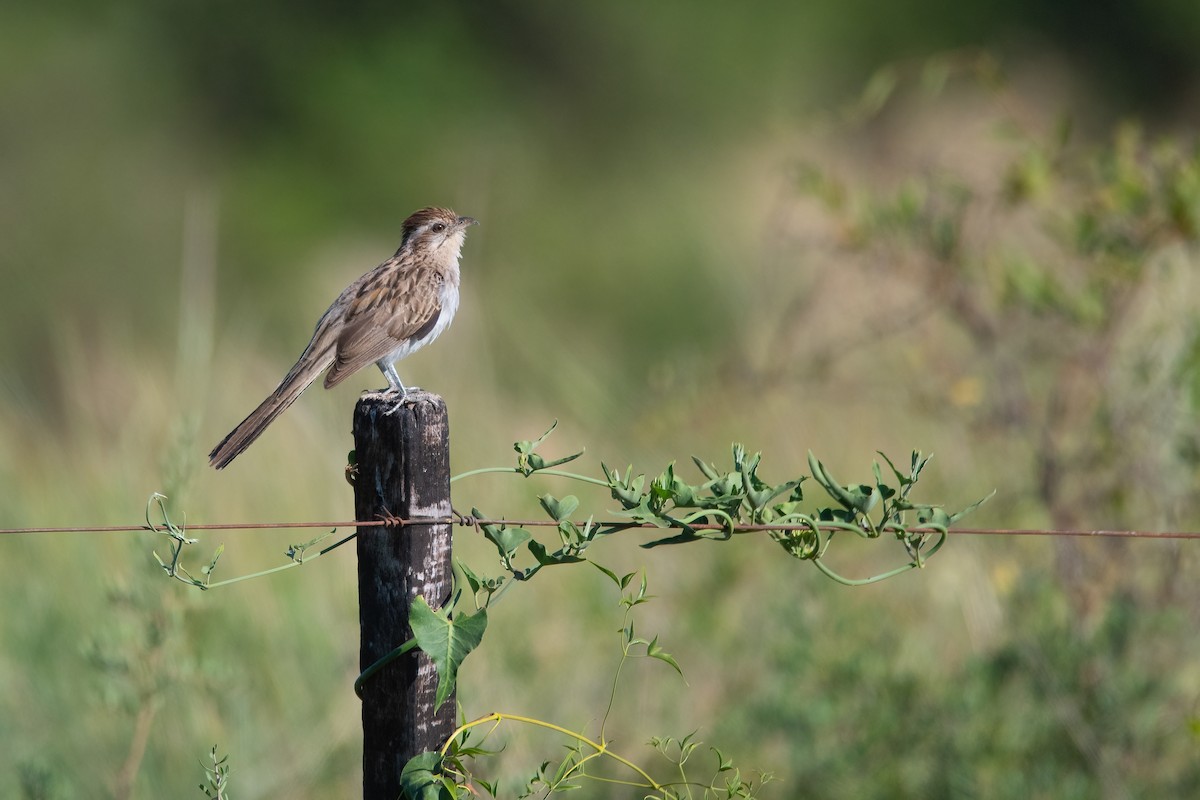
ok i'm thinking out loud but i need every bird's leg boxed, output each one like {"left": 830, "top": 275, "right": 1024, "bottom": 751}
{"left": 373, "top": 361, "right": 417, "bottom": 415}
{"left": 379, "top": 361, "right": 409, "bottom": 397}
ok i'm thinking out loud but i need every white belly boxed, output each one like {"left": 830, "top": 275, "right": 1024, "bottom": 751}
{"left": 385, "top": 278, "right": 459, "bottom": 364}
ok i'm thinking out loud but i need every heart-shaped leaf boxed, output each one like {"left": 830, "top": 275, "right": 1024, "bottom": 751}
{"left": 399, "top": 752, "right": 450, "bottom": 800}
{"left": 409, "top": 597, "right": 488, "bottom": 710}
{"left": 539, "top": 494, "right": 579, "bottom": 522}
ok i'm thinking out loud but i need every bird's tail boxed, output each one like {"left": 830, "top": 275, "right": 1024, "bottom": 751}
{"left": 208, "top": 352, "right": 332, "bottom": 469}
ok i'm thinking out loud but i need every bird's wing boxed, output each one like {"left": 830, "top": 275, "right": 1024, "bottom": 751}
{"left": 323, "top": 265, "right": 444, "bottom": 389}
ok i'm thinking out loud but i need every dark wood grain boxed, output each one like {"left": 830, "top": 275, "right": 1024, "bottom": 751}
{"left": 353, "top": 390, "right": 454, "bottom": 799}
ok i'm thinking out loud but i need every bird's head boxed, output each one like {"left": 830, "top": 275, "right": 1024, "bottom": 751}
{"left": 399, "top": 207, "right": 478, "bottom": 260}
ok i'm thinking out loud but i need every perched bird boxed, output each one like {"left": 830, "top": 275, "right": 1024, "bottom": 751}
{"left": 209, "top": 206, "right": 476, "bottom": 469}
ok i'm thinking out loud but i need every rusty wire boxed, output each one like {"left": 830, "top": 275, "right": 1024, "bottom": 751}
{"left": 2, "top": 518, "right": 1199, "bottom": 539}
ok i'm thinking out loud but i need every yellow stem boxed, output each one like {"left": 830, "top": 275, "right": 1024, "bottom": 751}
{"left": 441, "top": 712, "right": 662, "bottom": 790}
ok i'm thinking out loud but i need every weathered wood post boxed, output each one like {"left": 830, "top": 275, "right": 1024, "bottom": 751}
{"left": 352, "top": 391, "right": 455, "bottom": 799}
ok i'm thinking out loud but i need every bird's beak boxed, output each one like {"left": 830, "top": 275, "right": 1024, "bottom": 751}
{"left": 456, "top": 216, "right": 479, "bottom": 228}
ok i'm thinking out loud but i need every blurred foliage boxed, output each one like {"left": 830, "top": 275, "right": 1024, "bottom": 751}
{"left": 3, "top": 1, "right": 1200, "bottom": 798}
{"left": 787, "top": 62, "right": 1200, "bottom": 620}
{"left": 730, "top": 575, "right": 1200, "bottom": 799}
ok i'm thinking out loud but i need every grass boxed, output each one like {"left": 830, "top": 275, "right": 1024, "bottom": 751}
{"left": 3, "top": 29, "right": 1200, "bottom": 797}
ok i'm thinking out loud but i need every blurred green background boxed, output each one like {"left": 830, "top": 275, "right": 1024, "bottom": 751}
{"left": 3, "top": 2, "right": 1200, "bottom": 798}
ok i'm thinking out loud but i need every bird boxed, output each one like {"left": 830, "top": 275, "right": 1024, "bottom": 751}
{"left": 208, "top": 206, "right": 476, "bottom": 469}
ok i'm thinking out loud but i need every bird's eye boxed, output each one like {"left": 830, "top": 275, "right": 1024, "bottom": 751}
{"left": 431, "top": 222, "right": 446, "bottom": 233}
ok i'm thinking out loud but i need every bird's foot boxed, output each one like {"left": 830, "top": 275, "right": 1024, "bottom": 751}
{"left": 359, "top": 387, "right": 411, "bottom": 414}
{"left": 383, "top": 386, "right": 414, "bottom": 415}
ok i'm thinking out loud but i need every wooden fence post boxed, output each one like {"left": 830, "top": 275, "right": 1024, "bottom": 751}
{"left": 352, "top": 391, "right": 454, "bottom": 800}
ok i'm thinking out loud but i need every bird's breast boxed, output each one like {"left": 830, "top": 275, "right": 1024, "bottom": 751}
{"left": 385, "top": 272, "right": 459, "bottom": 363}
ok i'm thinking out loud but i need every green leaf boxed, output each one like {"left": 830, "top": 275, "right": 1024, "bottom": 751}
{"left": 514, "top": 419, "right": 558, "bottom": 455}
{"left": 556, "top": 520, "right": 580, "bottom": 547}
{"left": 201, "top": 544, "right": 224, "bottom": 577}
{"left": 611, "top": 501, "right": 673, "bottom": 528}
{"left": 528, "top": 419, "right": 559, "bottom": 449}
{"left": 527, "top": 539, "right": 551, "bottom": 566}
{"left": 514, "top": 421, "right": 563, "bottom": 475}
{"left": 678, "top": 730, "right": 699, "bottom": 761}
{"left": 592, "top": 563, "right": 628, "bottom": 587}
{"left": 910, "top": 450, "right": 932, "bottom": 482}
{"left": 876, "top": 450, "right": 913, "bottom": 487}
{"left": 747, "top": 477, "right": 802, "bottom": 515}
{"left": 808, "top": 451, "right": 877, "bottom": 514}
{"left": 527, "top": 539, "right": 584, "bottom": 567}
{"left": 647, "top": 635, "right": 684, "bottom": 677}
{"left": 494, "top": 526, "right": 532, "bottom": 557}
{"left": 539, "top": 494, "right": 579, "bottom": 522}
{"left": 455, "top": 558, "right": 482, "bottom": 595}
{"left": 650, "top": 462, "right": 677, "bottom": 501}
{"left": 731, "top": 443, "right": 747, "bottom": 471}
{"left": 478, "top": 514, "right": 531, "bottom": 559}
{"left": 846, "top": 484, "right": 879, "bottom": 514}
{"left": 603, "top": 464, "right": 646, "bottom": 510}
{"left": 409, "top": 597, "right": 488, "bottom": 710}
{"left": 946, "top": 489, "right": 995, "bottom": 524}
{"left": 691, "top": 455, "right": 720, "bottom": 481}
{"left": 539, "top": 450, "right": 585, "bottom": 470}
{"left": 399, "top": 751, "right": 450, "bottom": 800}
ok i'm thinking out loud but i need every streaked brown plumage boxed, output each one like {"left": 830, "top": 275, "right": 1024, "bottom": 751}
{"left": 208, "top": 206, "right": 476, "bottom": 469}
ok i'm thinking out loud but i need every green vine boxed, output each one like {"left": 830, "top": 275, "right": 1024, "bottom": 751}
{"left": 154, "top": 421, "right": 987, "bottom": 799}
{"left": 413, "top": 570, "right": 773, "bottom": 799}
